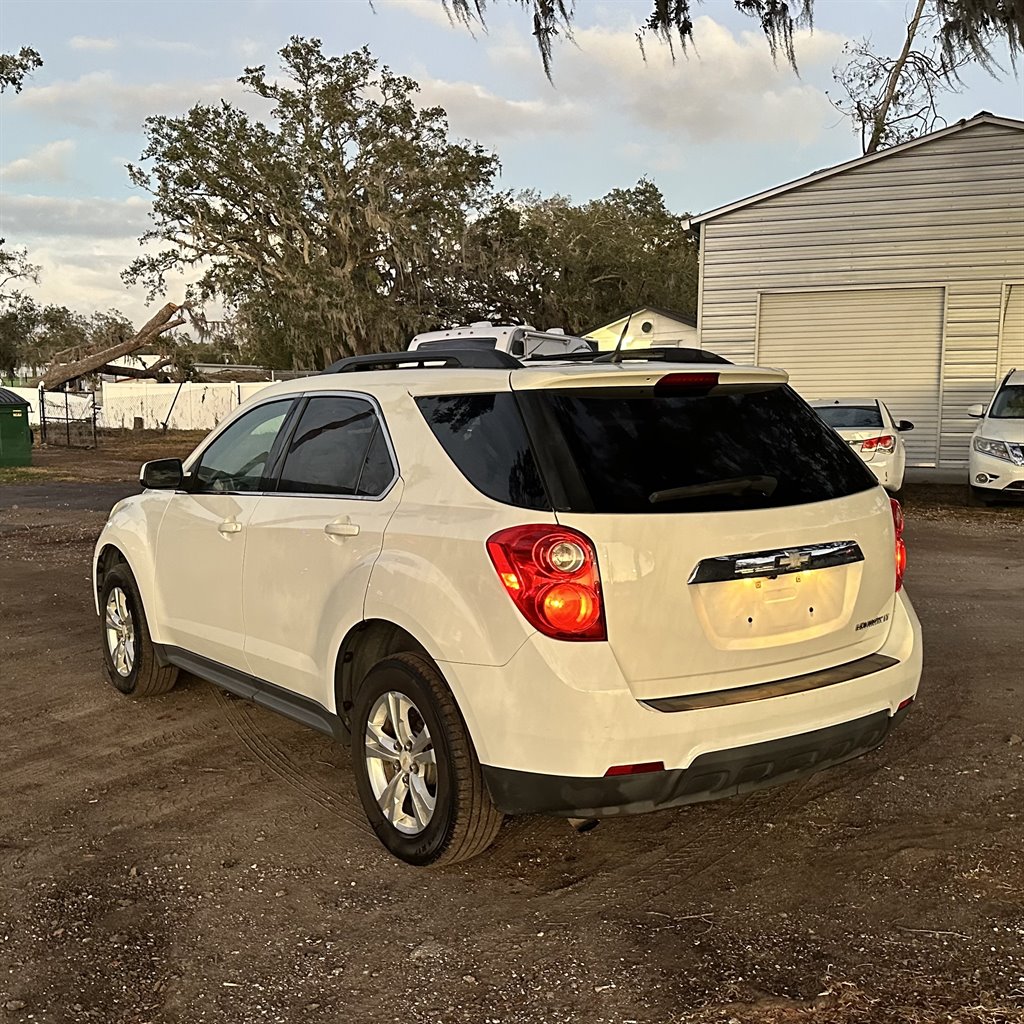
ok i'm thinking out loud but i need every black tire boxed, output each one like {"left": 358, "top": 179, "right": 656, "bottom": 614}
{"left": 351, "top": 653, "right": 504, "bottom": 867}
{"left": 969, "top": 485, "right": 993, "bottom": 507}
{"left": 100, "top": 564, "right": 178, "bottom": 697}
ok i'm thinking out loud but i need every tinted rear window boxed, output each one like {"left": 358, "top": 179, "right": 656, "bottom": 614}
{"left": 416, "top": 393, "right": 550, "bottom": 509}
{"left": 815, "top": 405, "right": 883, "bottom": 429}
{"left": 525, "top": 384, "right": 876, "bottom": 514}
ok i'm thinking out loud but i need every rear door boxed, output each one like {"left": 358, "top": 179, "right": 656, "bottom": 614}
{"left": 242, "top": 393, "right": 402, "bottom": 705}
{"left": 514, "top": 374, "right": 898, "bottom": 700}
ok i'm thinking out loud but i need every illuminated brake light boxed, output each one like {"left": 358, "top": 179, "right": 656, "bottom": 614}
{"left": 891, "top": 497, "right": 906, "bottom": 592}
{"left": 862, "top": 435, "right": 897, "bottom": 453}
{"left": 487, "top": 526, "right": 606, "bottom": 641}
{"left": 654, "top": 372, "right": 719, "bottom": 394}
{"left": 604, "top": 761, "right": 665, "bottom": 777}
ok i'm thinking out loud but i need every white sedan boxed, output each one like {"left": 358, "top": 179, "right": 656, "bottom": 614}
{"left": 810, "top": 398, "right": 914, "bottom": 494}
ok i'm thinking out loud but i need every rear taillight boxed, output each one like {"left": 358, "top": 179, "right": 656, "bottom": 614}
{"left": 862, "top": 435, "right": 897, "bottom": 453}
{"left": 891, "top": 497, "right": 906, "bottom": 592}
{"left": 486, "top": 525, "right": 606, "bottom": 641}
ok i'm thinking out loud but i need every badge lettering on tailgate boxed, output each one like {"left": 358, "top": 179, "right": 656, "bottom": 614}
{"left": 856, "top": 613, "right": 890, "bottom": 631}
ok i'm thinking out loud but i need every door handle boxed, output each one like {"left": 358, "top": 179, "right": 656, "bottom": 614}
{"left": 218, "top": 521, "right": 243, "bottom": 535}
{"left": 325, "top": 522, "right": 360, "bottom": 538}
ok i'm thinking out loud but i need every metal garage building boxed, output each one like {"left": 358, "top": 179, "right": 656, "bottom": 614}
{"left": 689, "top": 112, "right": 1024, "bottom": 469}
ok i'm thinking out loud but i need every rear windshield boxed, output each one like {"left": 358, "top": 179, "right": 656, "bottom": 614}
{"left": 990, "top": 384, "right": 1024, "bottom": 418}
{"left": 815, "top": 404, "right": 883, "bottom": 430}
{"left": 419, "top": 384, "right": 875, "bottom": 514}
{"left": 525, "top": 385, "right": 876, "bottom": 513}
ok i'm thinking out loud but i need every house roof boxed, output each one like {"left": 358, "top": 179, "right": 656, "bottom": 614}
{"left": 687, "top": 112, "right": 1024, "bottom": 228}
{"left": 584, "top": 305, "right": 697, "bottom": 335}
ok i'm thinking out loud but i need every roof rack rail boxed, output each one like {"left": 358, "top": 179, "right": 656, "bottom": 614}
{"left": 591, "top": 347, "right": 732, "bottom": 365}
{"left": 321, "top": 349, "right": 522, "bottom": 374}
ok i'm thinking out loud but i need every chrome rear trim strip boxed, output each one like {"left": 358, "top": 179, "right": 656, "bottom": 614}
{"left": 641, "top": 653, "right": 900, "bottom": 712}
{"left": 689, "top": 540, "right": 864, "bottom": 585}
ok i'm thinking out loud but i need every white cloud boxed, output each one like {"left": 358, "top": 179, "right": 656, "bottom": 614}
{"left": 11, "top": 72, "right": 254, "bottom": 133}
{"left": 0, "top": 194, "right": 152, "bottom": 240}
{"left": 417, "top": 77, "right": 583, "bottom": 140}
{"left": 376, "top": 0, "right": 469, "bottom": 32}
{"left": 534, "top": 17, "right": 847, "bottom": 145}
{"left": 1, "top": 140, "right": 77, "bottom": 184}
{"left": 69, "top": 35, "right": 119, "bottom": 51}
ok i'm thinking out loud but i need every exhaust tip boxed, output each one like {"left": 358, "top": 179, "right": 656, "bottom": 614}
{"left": 567, "top": 817, "right": 600, "bottom": 834}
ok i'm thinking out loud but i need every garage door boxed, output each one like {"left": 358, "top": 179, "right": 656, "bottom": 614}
{"left": 998, "top": 283, "right": 1024, "bottom": 376}
{"left": 757, "top": 287, "right": 944, "bottom": 467}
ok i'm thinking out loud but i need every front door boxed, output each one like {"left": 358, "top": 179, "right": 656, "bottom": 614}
{"left": 155, "top": 398, "right": 294, "bottom": 671}
{"left": 242, "top": 393, "right": 402, "bottom": 706}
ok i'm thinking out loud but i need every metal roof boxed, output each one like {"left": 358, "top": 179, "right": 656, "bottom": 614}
{"left": 0, "top": 387, "right": 30, "bottom": 407}
{"left": 687, "top": 112, "right": 1024, "bottom": 228}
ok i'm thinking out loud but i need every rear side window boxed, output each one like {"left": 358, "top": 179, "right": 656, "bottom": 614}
{"left": 523, "top": 384, "right": 876, "bottom": 514}
{"left": 277, "top": 395, "right": 395, "bottom": 496}
{"left": 815, "top": 404, "right": 883, "bottom": 430}
{"left": 416, "top": 393, "right": 549, "bottom": 510}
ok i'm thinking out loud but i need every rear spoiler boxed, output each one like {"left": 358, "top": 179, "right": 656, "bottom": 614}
{"left": 511, "top": 364, "right": 789, "bottom": 391}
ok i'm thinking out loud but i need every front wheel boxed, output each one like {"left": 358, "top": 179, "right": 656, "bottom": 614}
{"left": 100, "top": 564, "right": 179, "bottom": 697}
{"left": 351, "top": 653, "right": 504, "bottom": 866}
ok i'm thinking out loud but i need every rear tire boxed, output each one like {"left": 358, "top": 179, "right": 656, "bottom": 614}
{"left": 100, "top": 565, "right": 178, "bottom": 697}
{"left": 351, "top": 653, "right": 504, "bottom": 867}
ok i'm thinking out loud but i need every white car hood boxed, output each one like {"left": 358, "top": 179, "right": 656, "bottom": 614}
{"left": 974, "top": 418, "right": 1024, "bottom": 443}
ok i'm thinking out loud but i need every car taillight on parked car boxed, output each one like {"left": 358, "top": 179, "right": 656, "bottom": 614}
{"left": 862, "top": 435, "right": 897, "bottom": 453}
{"left": 891, "top": 497, "right": 906, "bottom": 592}
{"left": 486, "top": 526, "right": 606, "bottom": 641}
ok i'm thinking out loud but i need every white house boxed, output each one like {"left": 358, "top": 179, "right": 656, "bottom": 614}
{"left": 584, "top": 306, "right": 698, "bottom": 351}
{"left": 688, "top": 112, "right": 1024, "bottom": 469}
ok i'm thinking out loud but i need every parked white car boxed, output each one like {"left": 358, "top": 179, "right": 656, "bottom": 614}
{"left": 968, "top": 369, "right": 1024, "bottom": 503}
{"left": 94, "top": 348, "right": 922, "bottom": 866}
{"left": 810, "top": 398, "right": 913, "bottom": 494}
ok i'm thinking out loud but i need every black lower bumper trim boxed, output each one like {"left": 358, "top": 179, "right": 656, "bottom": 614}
{"left": 482, "top": 706, "right": 910, "bottom": 818}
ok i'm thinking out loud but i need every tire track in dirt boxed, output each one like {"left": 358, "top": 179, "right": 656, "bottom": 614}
{"left": 210, "top": 686, "right": 372, "bottom": 837}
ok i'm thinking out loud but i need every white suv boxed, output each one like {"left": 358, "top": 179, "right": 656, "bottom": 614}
{"left": 94, "top": 348, "right": 922, "bottom": 866}
{"left": 968, "top": 369, "right": 1024, "bottom": 504}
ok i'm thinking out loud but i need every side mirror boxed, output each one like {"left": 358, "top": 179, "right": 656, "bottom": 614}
{"left": 897, "top": 420, "right": 915, "bottom": 432}
{"left": 140, "top": 458, "right": 184, "bottom": 490}
{"left": 967, "top": 404, "right": 985, "bottom": 419}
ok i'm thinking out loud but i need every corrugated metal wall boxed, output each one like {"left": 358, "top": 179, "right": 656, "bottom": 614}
{"left": 697, "top": 121, "right": 1024, "bottom": 468}
{"left": 999, "top": 283, "right": 1024, "bottom": 375}
{"left": 757, "top": 288, "right": 944, "bottom": 465}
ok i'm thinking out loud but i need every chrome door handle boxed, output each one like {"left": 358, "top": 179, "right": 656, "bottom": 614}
{"left": 325, "top": 522, "right": 360, "bottom": 538}
{"left": 218, "top": 521, "right": 243, "bottom": 535}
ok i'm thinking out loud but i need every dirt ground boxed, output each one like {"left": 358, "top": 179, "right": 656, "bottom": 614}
{"left": 1, "top": 435, "right": 1023, "bottom": 1024}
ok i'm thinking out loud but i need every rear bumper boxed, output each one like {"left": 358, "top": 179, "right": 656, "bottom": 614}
{"left": 483, "top": 703, "right": 912, "bottom": 817}
{"left": 440, "top": 589, "right": 922, "bottom": 780}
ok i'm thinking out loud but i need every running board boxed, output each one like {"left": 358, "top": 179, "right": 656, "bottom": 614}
{"left": 153, "top": 644, "right": 346, "bottom": 741}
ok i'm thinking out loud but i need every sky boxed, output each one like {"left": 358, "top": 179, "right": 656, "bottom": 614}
{"left": 1, "top": 0, "right": 1022, "bottom": 323}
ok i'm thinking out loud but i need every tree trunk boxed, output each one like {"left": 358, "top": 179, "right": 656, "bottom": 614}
{"left": 866, "top": 0, "right": 928, "bottom": 155}
{"left": 41, "top": 303, "right": 186, "bottom": 391}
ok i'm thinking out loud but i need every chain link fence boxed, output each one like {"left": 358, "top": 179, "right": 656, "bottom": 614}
{"left": 39, "top": 390, "right": 98, "bottom": 448}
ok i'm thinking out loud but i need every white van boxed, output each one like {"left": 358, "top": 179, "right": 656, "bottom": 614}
{"left": 409, "top": 322, "right": 594, "bottom": 359}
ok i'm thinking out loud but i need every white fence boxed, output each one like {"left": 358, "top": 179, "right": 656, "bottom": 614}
{"left": 99, "top": 381, "right": 275, "bottom": 431}
{"left": 5, "top": 386, "right": 94, "bottom": 427}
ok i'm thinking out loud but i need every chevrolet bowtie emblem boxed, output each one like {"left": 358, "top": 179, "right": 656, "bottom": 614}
{"left": 777, "top": 551, "right": 811, "bottom": 571}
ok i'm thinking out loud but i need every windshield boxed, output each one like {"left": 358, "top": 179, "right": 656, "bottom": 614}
{"left": 990, "top": 384, "right": 1024, "bottom": 418}
{"left": 815, "top": 405, "right": 883, "bottom": 430}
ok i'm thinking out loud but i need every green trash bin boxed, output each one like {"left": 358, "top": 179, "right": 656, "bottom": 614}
{"left": 0, "top": 388, "right": 33, "bottom": 467}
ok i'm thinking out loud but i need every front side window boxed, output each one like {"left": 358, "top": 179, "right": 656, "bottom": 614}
{"left": 193, "top": 400, "right": 292, "bottom": 493}
{"left": 989, "top": 384, "right": 1024, "bottom": 418}
{"left": 276, "top": 395, "right": 395, "bottom": 496}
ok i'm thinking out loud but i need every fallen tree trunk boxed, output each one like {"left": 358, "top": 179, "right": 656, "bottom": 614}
{"left": 41, "top": 303, "right": 186, "bottom": 391}
{"left": 94, "top": 357, "right": 175, "bottom": 381}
